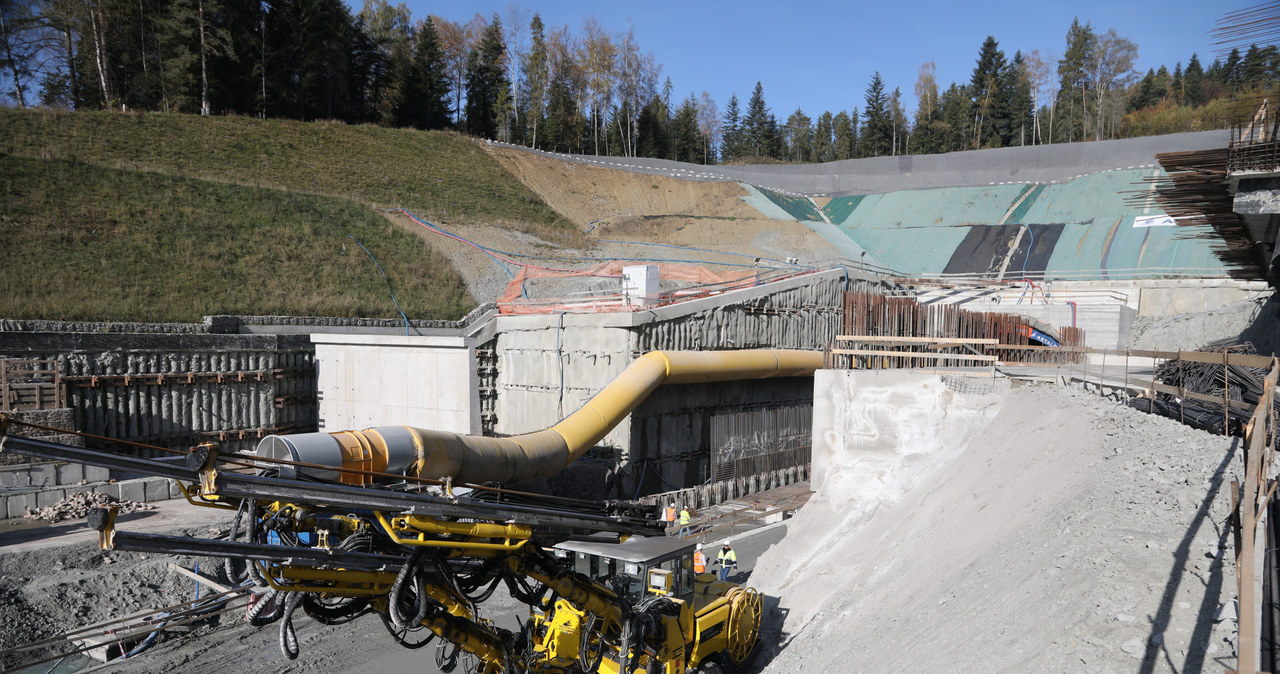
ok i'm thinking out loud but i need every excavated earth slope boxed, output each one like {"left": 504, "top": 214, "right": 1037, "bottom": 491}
{"left": 393, "top": 146, "right": 843, "bottom": 304}
{"left": 748, "top": 380, "right": 1239, "bottom": 673}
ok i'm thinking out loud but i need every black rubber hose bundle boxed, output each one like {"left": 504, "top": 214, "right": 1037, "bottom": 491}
{"left": 246, "top": 587, "right": 284, "bottom": 626}
{"left": 389, "top": 550, "right": 430, "bottom": 629}
{"left": 279, "top": 592, "right": 304, "bottom": 660}
{"left": 578, "top": 612, "right": 602, "bottom": 673}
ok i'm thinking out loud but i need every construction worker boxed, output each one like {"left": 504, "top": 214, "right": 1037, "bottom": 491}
{"left": 678, "top": 505, "right": 691, "bottom": 538}
{"left": 716, "top": 541, "right": 737, "bottom": 581}
{"left": 693, "top": 543, "right": 707, "bottom": 574}
{"left": 664, "top": 503, "right": 676, "bottom": 525}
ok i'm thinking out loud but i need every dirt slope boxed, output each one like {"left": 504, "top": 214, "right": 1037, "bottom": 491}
{"left": 748, "top": 381, "right": 1238, "bottom": 673}
{"left": 389, "top": 146, "right": 845, "bottom": 305}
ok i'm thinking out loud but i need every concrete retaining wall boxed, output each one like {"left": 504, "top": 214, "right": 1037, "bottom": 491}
{"left": 491, "top": 269, "right": 863, "bottom": 499}
{"left": 0, "top": 332, "right": 318, "bottom": 456}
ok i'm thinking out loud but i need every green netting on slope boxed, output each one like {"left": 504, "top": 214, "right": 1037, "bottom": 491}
{"left": 754, "top": 187, "right": 824, "bottom": 221}
{"left": 1043, "top": 219, "right": 1228, "bottom": 276}
{"left": 822, "top": 195, "right": 866, "bottom": 225}
{"left": 837, "top": 184, "right": 1028, "bottom": 230}
{"left": 798, "top": 166, "right": 1234, "bottom": 278}
{"left": 1016, "top": 169, "right": 1154, "bottom": 225}
{"left": 1004, "top": 184, "right": 1046, "bottom": 224}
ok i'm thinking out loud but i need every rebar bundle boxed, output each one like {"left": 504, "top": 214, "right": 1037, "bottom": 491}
{"left": 1140, "top": 147, "right": 1266, "bottom": 278}
{"left": 1129, "top": 344, "right": 1271, "bottom": 437}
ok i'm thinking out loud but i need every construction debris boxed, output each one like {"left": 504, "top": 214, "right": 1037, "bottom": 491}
{"left": 25, "top": 490, "right": 155, "bottom": 523}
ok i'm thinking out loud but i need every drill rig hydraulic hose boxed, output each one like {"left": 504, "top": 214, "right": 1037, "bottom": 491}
{"left": 256, "top": 349, "right": 822, "bottom": 485}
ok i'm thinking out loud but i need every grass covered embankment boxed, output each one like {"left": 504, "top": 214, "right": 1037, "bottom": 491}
{"left": 0, "top": 108, "right": 576, "bottom": 244}
{"left": 1, "top": 155, "right": 473, "bottom": 322}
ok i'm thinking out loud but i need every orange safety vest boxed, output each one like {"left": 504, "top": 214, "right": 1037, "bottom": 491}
{"left": 693, "top": 551, "right": 706, "bottom": 573}
{"left": 664, "top": 506, "right": 676, "bottom": 522}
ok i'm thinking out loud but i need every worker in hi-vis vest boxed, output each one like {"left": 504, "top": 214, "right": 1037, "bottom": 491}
{"left": 716, "top": 541, "right": 737, "bottom": 581}
{"left": 664, "top": 503, "right": 676, "bottom": 523}
{"left": 678, "top": 506, "right": 691, "bottom": 538}
{"left": 693, "top": 544, "right": 707, "bottom": 574}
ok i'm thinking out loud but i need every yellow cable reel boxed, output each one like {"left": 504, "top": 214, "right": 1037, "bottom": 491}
{"left": 724, "top": 586, "right": 762, "bottom": 665}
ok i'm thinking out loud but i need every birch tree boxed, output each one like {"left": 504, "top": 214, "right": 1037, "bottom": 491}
{"left": 580, "top": 15, "right": 613, "bottom": 155}
{"left": 1089, "top": 28, "right": 1137, "bottom": 140}
{"left": 522, "top": 13, "right": 547, "bottom": 147}
{"left": 697, "top": 91, "right": 718, "bottom": 163}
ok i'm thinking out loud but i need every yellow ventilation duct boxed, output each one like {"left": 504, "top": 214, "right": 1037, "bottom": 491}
{"left": 256, "top": 349, "right": 823, "bottom": 485}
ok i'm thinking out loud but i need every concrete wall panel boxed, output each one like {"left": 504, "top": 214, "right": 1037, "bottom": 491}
{"left": 312, "top": 334, "right": 478, "bottom": 434}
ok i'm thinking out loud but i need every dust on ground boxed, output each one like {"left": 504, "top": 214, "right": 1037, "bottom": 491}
{"left": 748, "top": 382, "right": 1238, "bottom": 673}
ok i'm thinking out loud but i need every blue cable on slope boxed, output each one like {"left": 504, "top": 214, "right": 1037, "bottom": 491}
{"left": 346, "top": 234, "right": 410, "bottom": 335}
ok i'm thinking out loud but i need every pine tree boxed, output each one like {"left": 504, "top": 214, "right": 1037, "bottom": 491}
{"left": 636, "top": 94, "right": 670, "bottom": 159}
{"left": 672, "top": 94, "right": 703, "bottom": 163}
{"left": 1225, "top": 48, "right": 1242, "bottom": 92}
{"left": 813, "top": 111, "right": 834, "bottom": 162}
{"left": 400, "top": 16, "right": 451, "bottom": 130}
{"left": 1054, "top": 18, "right": 1094, "bottom": 143}
{"left": 1129, "top": 69, "right": 1157, "bottom": 111}
{"left": 784, "top": 108, "right": 811, "bottom": 162}
{"left": 861, "top": 72, "right": 891, "bottom": 157}
{"left": 1184, "top": 53, "right": 1204, "bottom": 106}
{"left": 938, "top": 83, "right": 970, "bottom": 152}
{"left": 833, "top": 110, "right": 856, "bottom": 160}
{"left": 1244, "top": 44, "right": 1269, "bottom": 87}
{"left": 744, "top": 81, "right": 771, "bottom": 157}
{"left": 464, "top": 14, "right": 507, "bottom": 139}
{"left": 1008, "top": 51, "right": 1033, "bottom": 146}
{"left": 970, "top": 36, "right": 1009, "bottom": 148}
{"left": 720, "top": 94, "right": 742, "bottom": 161}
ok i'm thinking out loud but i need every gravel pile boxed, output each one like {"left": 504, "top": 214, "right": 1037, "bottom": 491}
{"left": 750, "top": 382, "right": 1240, "bottom": 673}
{"left": 26, "top": 490, "right": 155, "bottom": 523}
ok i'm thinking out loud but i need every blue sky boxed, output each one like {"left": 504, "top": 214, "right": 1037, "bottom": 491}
{"left": 352, "top": 1, "right": 1246, "bottom": 118}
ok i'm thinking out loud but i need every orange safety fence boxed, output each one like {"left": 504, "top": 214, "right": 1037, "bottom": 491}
{"left": 497, "top": 262, "right": 770, "bottom": 314}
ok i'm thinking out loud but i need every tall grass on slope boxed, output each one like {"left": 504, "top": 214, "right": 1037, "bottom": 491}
{"left": 0, "top": 109, "right": 576, "bottom": 244}
{"left": 0, "top": 155, "right": 474, "bottom": 323}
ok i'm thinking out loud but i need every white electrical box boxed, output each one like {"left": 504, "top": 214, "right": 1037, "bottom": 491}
{"left": 622, "top": 265, "right": 659, "bottom": 307}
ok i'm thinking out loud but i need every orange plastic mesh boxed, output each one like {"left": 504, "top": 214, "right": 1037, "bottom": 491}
{"left": 498, "top": 262, "right": 759, "bottom": 314}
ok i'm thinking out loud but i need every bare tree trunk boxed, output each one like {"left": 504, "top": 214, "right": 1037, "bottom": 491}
{"left": 1048, "top": 100, "right": 1054, "bottom": 144}
{"left": 137, "top": 0, "right": 147, "bottom": 81}
{"left": 63, "top": 23, "right": 79, "bottom": 105}
{"left": 87, "top": 0, "right": 113, "bottom": 109}
{"left": 0, "top": 12, "right": 27, "bottom": 107}
{"left": 198, "top": 0, "right": 210, "bottom": 116}
{"left": 259, "top": 9, "right": 266, "bottom": 118}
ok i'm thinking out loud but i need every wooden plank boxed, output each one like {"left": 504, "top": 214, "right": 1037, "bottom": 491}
{"left": 1236, "top": 359, "right": 1278, "bottom": 674}
{"left": 170, "top": 563, "right": 233, "bottom": 594}
{"left": 830, "top": 349, "right": 998, "bottom": 363}
{"left": 985, "top": 344, "right": 1090, "bottom": 352}
{"left": 835, "top": 335, "right": 999, "bottom": 345}
{"left": 1147, "top": 382, "right": 1257, "bottom": 413}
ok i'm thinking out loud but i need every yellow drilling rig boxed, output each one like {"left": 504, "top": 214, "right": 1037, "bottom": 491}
{"left": 2, "top": 349, "right": 817, "bottom": 673}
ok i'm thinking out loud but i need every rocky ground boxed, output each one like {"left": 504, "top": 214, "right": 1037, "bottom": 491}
{"left": 747, "top": 381, "right": 1240, "bottom": 673}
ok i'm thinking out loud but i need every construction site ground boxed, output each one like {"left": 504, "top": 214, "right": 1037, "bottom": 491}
{"left": 0, "top": 146, "right": 1273, "bottom": 673}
